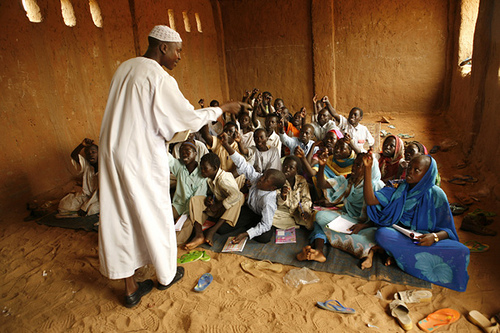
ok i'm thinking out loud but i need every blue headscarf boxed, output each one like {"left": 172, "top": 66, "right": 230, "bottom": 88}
{"left": 367, "top": 156, "right": 458, "bottom": 240}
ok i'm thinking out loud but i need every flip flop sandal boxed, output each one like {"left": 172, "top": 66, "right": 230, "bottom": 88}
{"left": 430, "top": 145, "right": 441, "bottom": 154}
{"left": 469, "top": 209, "right": 497, "bottom": 218}
{"left": 452, "top": 175, "right": 479, "bottom": 183}
{"left": 240, "top": 260, "right": 264, "bottom": 278}
{"left": 177, "top": 251, "right": 204, "bottom": 264}
{"left": 418, "top": 308, "right": 460, "bottom": 332}
{"left": 199, "top": 251, "right": 211, "bottom": 262}
{"left": 447, "top": 178, "right": 467, "bottom": 186}
{"left": 194, "top": 273, "right": 213, "bottom": 292}
{"left": 389, "top": 300, "right": 412, "bottom": 331}
{"left": 394, "top": 289, "right": 432, "bottom": 304}
{"left": 316, "top": 300, "right": 355, "bottom": 314}
{"left": 463, "top": 240, "right": 490, "bottom": 253}
{"left": 398, "top": 133, "right": 415, "bottom": 139}
{"left": 254, "top": 260, "right": 283, "bottom": 273}
{"left": 449, "top": 203, "right": 469, "bottom": 216}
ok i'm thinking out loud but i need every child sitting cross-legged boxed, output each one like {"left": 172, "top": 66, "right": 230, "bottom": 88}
{"left": 274, "top": 156, "right": 314, "bottom": 230}
{"left": 57, "top": 138, "right": 99, "bottom": 218}
{"left": 220, "top": 133, "right": 287, "bottom": 244}
{"left": 168, "top": 142, "right": 208, "bottom": 244}
{"left": 184, "top": 152, "right": 245, "bottom": 250}
{"left": 297, "top": 153, "right": 385, "bottom": 269}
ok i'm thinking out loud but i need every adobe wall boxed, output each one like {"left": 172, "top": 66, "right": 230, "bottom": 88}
{"left": 218, "top": 0, "right": 314, "bottom": 114}
{"left": 0, "top": 0, "right": 227, "bottom": 215}
{"left": 447, "top": 0, "right": 500, "bottom": 186}
{"left": 219, "top": 0, "right": 450, "bottom": 115}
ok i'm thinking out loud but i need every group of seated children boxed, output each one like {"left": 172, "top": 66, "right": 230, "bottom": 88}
{"left": 103, "top": 89, "right": 467, "bottom": 293}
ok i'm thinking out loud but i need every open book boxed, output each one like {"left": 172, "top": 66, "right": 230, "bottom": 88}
{"left": 392, "top": 224, "right": 423, "bottom": 240}
{"left": 222, "top": 236, "right": 248, "bottom": 252}
{"left": 168, "top": 130, "right": 191, "bottom": 144}
{"left": 326, "top": 216, "right": 357, "bottom": 234}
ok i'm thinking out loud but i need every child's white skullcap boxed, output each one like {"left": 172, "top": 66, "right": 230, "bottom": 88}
{"left": 148, "top": 25, "right": 182, "bottom": 43}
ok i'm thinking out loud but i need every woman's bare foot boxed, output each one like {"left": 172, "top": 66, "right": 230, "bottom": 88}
{"left": 384, "top": 256, "right": 395, "bottom": 266}
{"left": 297, "top": 245, "right": 311, "bottom": 261}
{"left": 360, "top": 250, "right": 375, "bottom": 270}
{"left": 306, "top": 248, "right": 327, "bottom": 263}
{"left": 184, "top": 235, "right": 205, "bottom": 250}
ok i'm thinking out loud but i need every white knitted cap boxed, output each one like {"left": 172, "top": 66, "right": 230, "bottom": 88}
{"left": 148, "top": 25, "right": 182, "bottom": 42}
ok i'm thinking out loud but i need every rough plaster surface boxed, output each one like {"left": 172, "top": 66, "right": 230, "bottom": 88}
{"left": 219, "top": 0, "right": 314, "bottom": 114}
{"left": 0, "top": 0, "right": 227, "bottom": 214}
{"left": 1, "top": 0, "right": 498, "bottom": 214}
{"left": 333, "top": 0, "right": 449, "bottom": 114}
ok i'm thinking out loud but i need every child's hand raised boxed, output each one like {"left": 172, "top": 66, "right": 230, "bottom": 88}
{"left": 312, "top": 94, "right": 318, "bottom": 104}
{"left": 321, "top": 96, "right": 330, "bottom": 104}
{"left": 82, "top": 138, "right": 94, "bottom": 146}
{"left": 198, "top": 99, "right": 205, "bottom": 108}
{"left": 318, "top": 149, "right": 328, "bottom": 166}
{"left": 218, "top": 132, "right": 230, "bottom": 146}
{"left": 294, "top": 146, "right": 305, "bottom": 158}
{"left": 299, "top": 107, "right": 306, "bottom": 118}
{"left": 362, "top": 154, "right": 373, "bottom": 168}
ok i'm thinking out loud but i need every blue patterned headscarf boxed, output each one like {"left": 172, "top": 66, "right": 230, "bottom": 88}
{"left": 367, "top": 156, "right": 458, "bottom": 240}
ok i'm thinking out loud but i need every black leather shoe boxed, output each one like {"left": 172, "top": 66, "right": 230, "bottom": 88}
{"left": 158, "top": 267, "right": 184, "bottom": 290}
{"left": 124, "top": 279, "right": 154, "bottom": 308}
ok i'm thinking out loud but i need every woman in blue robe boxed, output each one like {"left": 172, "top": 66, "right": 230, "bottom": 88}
{"left": 363, "top": 154, "right": 469, "bottom": 292}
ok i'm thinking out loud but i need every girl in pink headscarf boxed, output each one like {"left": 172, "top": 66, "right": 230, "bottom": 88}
{"left": 377, "top": 135, "right": 405, "bottom": 183}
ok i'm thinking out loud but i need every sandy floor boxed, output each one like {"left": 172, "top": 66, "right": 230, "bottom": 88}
{"left": 0, "top": 113, "right": 498, "bottom": 332}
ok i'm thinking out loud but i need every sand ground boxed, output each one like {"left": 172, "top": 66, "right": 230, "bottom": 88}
{"left": 0, "top": 113, "right": 499, "bottom": 332}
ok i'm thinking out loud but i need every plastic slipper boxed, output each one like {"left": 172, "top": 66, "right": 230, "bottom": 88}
{"left": 390, "top": 300, "right": 413, "bottom": 331}
{"left": 316, "top": 300, "right": 355, "bottom": 314}
{"left": 200, "top": 251, "right": 211, "bottom": 262}
{"left": 463, "top": 240, "right": 490, "bottom": 253}
{"left": 418, "top": 308, "right": 460, "bottom": 332}
{"left": 447, "top": 178, "right": 467, "bottom": 186}
{"left": 240, "top": 260, "right": 264, "bottom": 278}
{"left": 254, "top": 260, "right": 283, "bottom": 273}
{"left": 394, "top": 289, "right": 432, "bottom": 304}
{"left": 430, "top": 145, "right": 441, "bottom": 154}
{"left": 469, "top": 209, "right": 497, "bottom": 218}
{"left": 449, "top": 203, "right": 469, "bottom": 216}
{"left": 177, "top": 251, "right": 203, "bottom": 264}
{"left": 194, "top": 273, "right": 213, "bottom": 292}
{"left": 468, "top": 310, "right": 500, "bottom": 333}
{"left": 398, "top": 133, "right": 414, "bottom": 139}
{"left": 452, "top": 174, "right": 479, "bottom": 183}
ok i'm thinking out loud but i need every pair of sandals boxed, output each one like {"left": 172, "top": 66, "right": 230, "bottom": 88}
{"left": 390, "top": 289, "right": 432, "bottom": 331}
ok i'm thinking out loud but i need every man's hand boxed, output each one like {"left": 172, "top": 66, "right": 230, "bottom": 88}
{"left": 232, "top": 232, "right": 249, "bottom": 244}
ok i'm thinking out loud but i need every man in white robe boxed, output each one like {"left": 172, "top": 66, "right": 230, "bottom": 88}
{"left": 98, "top": 25, "right": 241, "bottom": 307}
